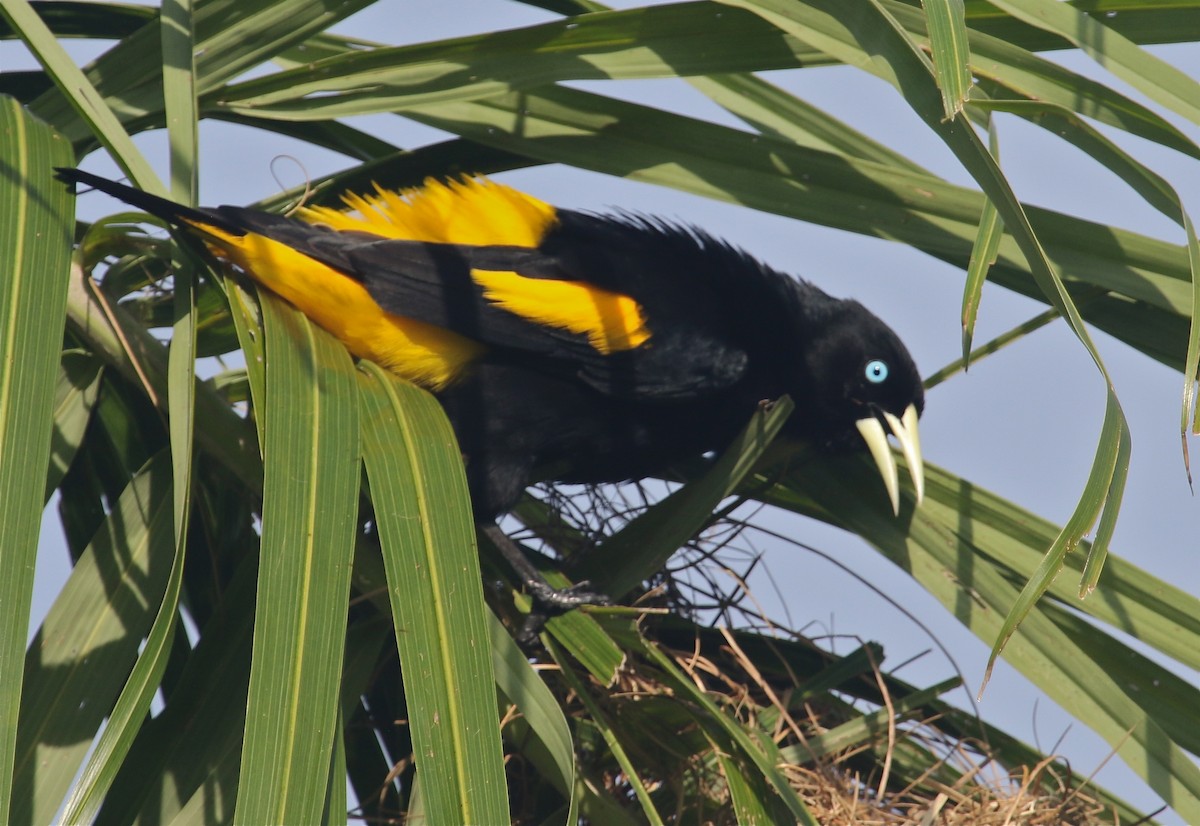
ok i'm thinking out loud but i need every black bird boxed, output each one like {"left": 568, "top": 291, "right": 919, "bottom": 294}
{"left": 57, "top": 168, "right": 925, "bottom": 609}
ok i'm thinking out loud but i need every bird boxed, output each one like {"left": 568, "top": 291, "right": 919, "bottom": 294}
{"left": 56, "top": 167, "right": 925, "bottom": 612}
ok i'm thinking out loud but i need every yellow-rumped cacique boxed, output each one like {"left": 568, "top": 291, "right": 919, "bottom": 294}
{"left": 57, "top": 168, "right": 925, "bottom": 612}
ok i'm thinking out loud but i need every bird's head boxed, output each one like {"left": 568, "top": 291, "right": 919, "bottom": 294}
{"left": 789, "top": 299, "right": 924, "bottom": 515}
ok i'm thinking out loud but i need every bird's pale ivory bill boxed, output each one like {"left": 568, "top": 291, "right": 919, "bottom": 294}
{"left": 855, "top": 404, "right": 924, "bottom": 516}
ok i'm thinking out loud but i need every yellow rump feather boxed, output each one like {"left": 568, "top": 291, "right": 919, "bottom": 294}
{"left": 301, "top": 176, "right": 557, "bottom": 247}
{"left": 197, "top": 225, "right": 483, "bottom": 391}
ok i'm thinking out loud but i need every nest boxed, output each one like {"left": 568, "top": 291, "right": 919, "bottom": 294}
{"left": 591, "top": 636, "right": 1132, "bottom": 826}
{"left": 509, "top": 483, "right": 1146, "bottom": 826}
{"left": 783, "top": 753, "right": 1116, "bottom": 825}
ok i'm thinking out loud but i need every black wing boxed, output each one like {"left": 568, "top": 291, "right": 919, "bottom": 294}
{"left": 54, "top": 168, "right": 751, "bottom": 402}
{"left": 215, "top": 205, "right": 751, "bottom": 401}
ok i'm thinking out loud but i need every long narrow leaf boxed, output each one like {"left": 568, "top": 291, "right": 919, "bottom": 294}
{"left": 235, "top": 292, "right": 360, "bottom": 825}
{"left": 688, "top": 72, "right": 929, "bottom": 172}
{"left": 161, "top": 0, "right": 198, "bottom": 202}
{"left": 358, "top": 361, "right": 509, "bottom": 826}
{"left": 63, "top": 258, "right": 263, "bottom": 493}
{"left": 0, "top": 98, "right": 74, "bottom": 825}
{"left": 489, "top": 612, "right": 577, "bottom": 819}
{"left": 961, "top": 117, "right": 1002, "bottom": 362}
{"left": 56, "top": 468, "right": 190, "bottom": 822}
{"left": 626, "top": 628, "right": 818, "bottom": 826}
{"left": 14, "top": 454, "right": 174, "bottom": 825}
{"left": 988, "top": 0, "right": 1200, "bottom": 127}
{"left": 55, "top": 13, "right": 200, "bottom": 802}
{"left": 46, "top": 351, "right": 103, "bottom": 499}
{"left": 212, "top": 3, "right": 823, "bottom": 118}
{"left": 549, "top": 638, "right": 663, "bottom": 826}
{"left": 25, "top": 0, "right": 379, "bottom": 148}
{"left": 879, "top": 0, "right": 1200, "bottom": 161}
{"left": 0, "top": 0, "right": 158, "bottom": 188}
{"left": 922, "top": 0, "right": 972, "bottom": 118}
{"left": 1183, "top": 211, "right": 1200, "bottom": 478}
{"left": 963, "top": 0, "right": 1200, "bottom": 53}
{"left": 93, "top": 554, "right": 259, "bottom": 826}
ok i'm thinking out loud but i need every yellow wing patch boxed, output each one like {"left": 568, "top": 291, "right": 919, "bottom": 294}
{"left": 301, "top": 177, "right": 557, "bottom": 248}
{"left": 472, "top": 269, "right": 649, "bottom": 354}
{"left": 195, "top": 223, "right": 483, "bottom": 391}
{"left": 300, "top": 176, "right": 650, "bottom": 355}
{"left": 184, "top": 176, "right": 648, "bottom": 384}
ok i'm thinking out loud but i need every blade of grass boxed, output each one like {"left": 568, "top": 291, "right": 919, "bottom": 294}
{"left": 57, "top": 7, "right": 203, "bottom": 802}
{"left": 213, "top": 3, "right": 825, "bottom": 117}
{"left": 971, "top": 97, "right": 1194, "bottom": 224}
{"left": 14, "top": 454, "right": 174, "bottom": 825}
{"left": 961, "top": 117, "right": 1002, "bottom": 363}
{"left": 1183, "top": 212, "right": 1200, "bottom": 481}
{"left": 623, "top": 626, "right": 818, "bottom": 826}
{"left": 546, "top": 637, "right": 662, "bottom": 826}
{"left": 489, "top": 612, "right": 577, "bottom": 819}
{"left": 0, "top": 0, "right": 154, "bottom": 39}
{"left": 882, "top": 0, "right": 1200, "bottom": 161}
{"left": 47, "top": 351, "right": 103, "bottom": 499}
{"left": 56, "top": 466, "right": 190, "bottom": 822}
{"left": 922, "top": 0, "right": 972, "bottom": 118}
{"left": 64, "top": 258, "right": 262, "bottom": 493}
{"left": 780, "top": 678, "right": 959, "bottom": 763}
{"left": 0, "top": 0, "right": 159, "bottom": 189}
{"left": 0, "top": 99, "right": 74, "bottom": 825}
{"left": 969, "top": 93, "right": 1199, "bottom": 587}
{"left": 161, "top": 0, "right": 198, "bottom": 203}
{"left": 25, "top": 0, "right": 375, "bottom": 150}
{"left": 92, "top": 554, "right": 258, "bottom": 826}
{"left": 963, "top": 0, "right": 1200, "bottom": 53}
{"left": 234, "top": 293, "right": 360, "bottom": 826}
{"left": 689, "top": 72, "right": 929, "bottom": 172}
{"left": 913, "top": 460, "right": 1200, "bottom": 673}
{"left": 156, "top": 6, "right": 202, "bottom": 816}
{"left": 928, "top": 305, "right": 1060, "bottom": 390}
{"left": 358, "top": 361, "right": 509, "bottom": 825}
{"left": 717, "top": 747, "right": 777, "bottom": 826}
{"left": 987, "top": 0, "right": 1200, "bottom": 127}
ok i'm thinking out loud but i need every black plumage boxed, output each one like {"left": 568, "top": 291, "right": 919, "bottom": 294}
{"left": 56, "top": 168, "right": 925, "bottom": 611}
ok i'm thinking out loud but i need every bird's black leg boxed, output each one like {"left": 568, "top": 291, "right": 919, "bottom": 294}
{"left": 479, "top": 523, "right": 611, "bottom": 640}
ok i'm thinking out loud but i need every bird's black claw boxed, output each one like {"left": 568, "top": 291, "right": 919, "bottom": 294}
{"left": 514, "top": 581, "right": 613, "bottom": 648}
{"left": 516, "top": 614, "right": 547, "bottom": 649}
{"left": 525, "top": 578, "right": 612, "bottom": 611}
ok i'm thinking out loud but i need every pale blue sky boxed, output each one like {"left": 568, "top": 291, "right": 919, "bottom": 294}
{"left": 15, "top": 1, "right": 1200, "bottom": 820}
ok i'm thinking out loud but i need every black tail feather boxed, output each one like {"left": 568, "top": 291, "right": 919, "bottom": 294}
{"left": 53, "top": 167, "right": 247, "bottom": 237}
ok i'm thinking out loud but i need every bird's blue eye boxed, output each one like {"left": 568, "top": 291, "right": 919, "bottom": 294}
{"left": 865, "top": 359, "right": 889, "bottom": 384}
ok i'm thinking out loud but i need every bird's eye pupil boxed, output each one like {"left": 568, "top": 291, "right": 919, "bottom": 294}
{"left": 865, "top": 359, "right": 889, "bottom": 383}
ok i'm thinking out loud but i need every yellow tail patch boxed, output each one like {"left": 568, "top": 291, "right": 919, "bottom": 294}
{"left": 195, "top": 223, "right": 483, "bottom": 391}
